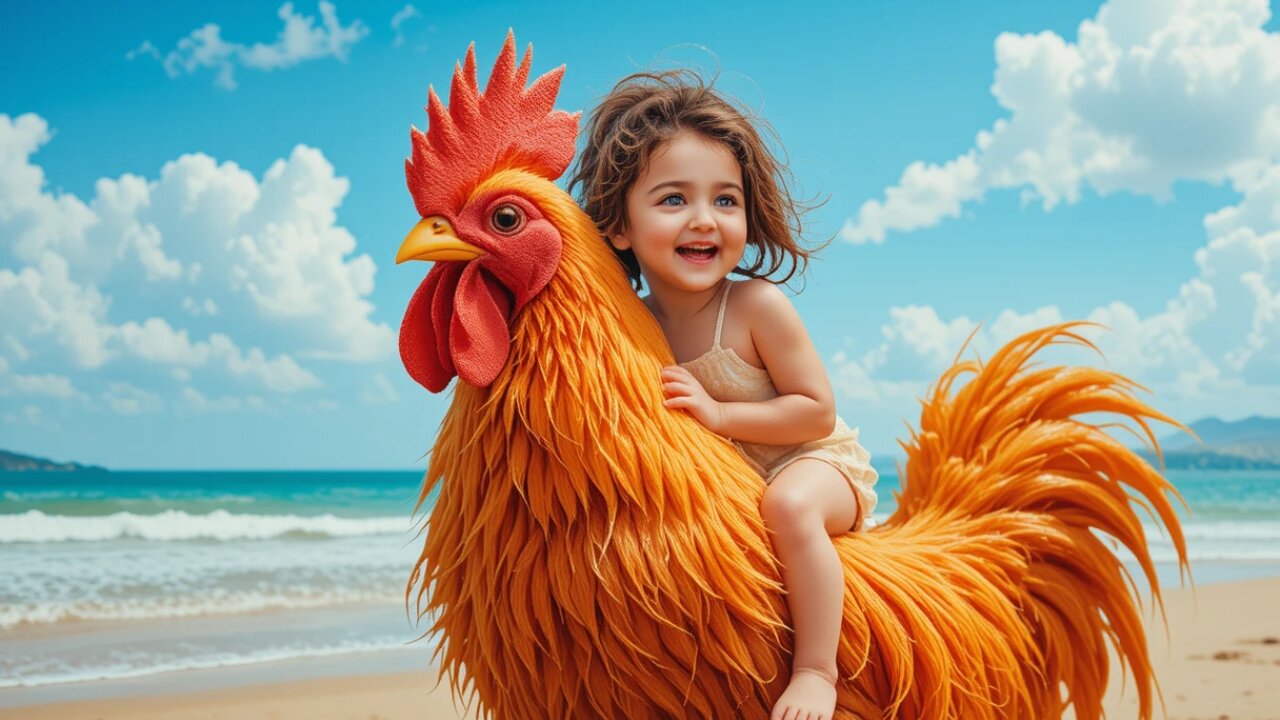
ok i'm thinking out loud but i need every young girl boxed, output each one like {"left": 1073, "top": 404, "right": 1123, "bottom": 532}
{"left": 571, "top": 70, "right": 878, "bottom": 720}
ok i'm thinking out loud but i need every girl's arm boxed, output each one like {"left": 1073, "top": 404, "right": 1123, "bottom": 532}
{"left": 661, "top": 280, "right": 836, "bottom": 445}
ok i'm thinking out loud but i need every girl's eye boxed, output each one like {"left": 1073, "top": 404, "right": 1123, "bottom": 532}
{"left": 715, "top": 196, "right": 738, "bottom": 207}
{"left": 660, "top": 195, "right": 685, "bottom": 206}
{"left": 490, "top": 203, "right": 525, "bottom": 235}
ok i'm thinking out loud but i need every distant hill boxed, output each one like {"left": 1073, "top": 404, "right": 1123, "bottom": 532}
{"left": 0, "top": 449, "right": 107, "bottom": 473}
{"left": 1140, "top": 415, "right": 1280, "bottom": 470}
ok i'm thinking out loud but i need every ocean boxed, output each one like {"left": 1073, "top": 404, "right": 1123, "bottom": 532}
{"left": 1, "top": 468, "right": 1278, "bottom": 697}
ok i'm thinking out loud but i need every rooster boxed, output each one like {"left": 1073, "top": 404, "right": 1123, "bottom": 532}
{"left": 399, "top": 32, "right": 1188, "bottom": 719}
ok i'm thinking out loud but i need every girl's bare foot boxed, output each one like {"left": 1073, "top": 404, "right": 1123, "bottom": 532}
{"left": 770, "top": 666, "right": 837, "bottom": 720}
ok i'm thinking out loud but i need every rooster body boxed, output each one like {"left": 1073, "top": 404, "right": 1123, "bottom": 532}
{"left": 401, "top": 34, "right": 1187, "bottom": 719}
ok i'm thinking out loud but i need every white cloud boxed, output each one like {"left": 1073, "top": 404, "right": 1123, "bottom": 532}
{"left": 126, "top": 41, "right": 161, "bottom": 62}
{"left": 9, "top": 373, "right": 77, "bottom": 399}
{"left": 214, "top": 334, "right": 321, "bottom": 391}
{"left": 179, "top": 387, "right": 267, "bottom": 414}
{"left": 0, "top": 111, "right": 391, "bottom": 411}
{"left": 830, "top": 350, "right": 926, "bottom": 405}
{"left": 390, "top": 4, "right": 420, "bottom": 48}
{"left": 0, "top": 252, "right": 114, "bottom": 369}
{"left": 147, "top": 2, "right": 369, "bottom": 90}
{"left": 833, "top": 227, "right": 1270, "bottom": 424}
{"left": 241, "top": 2, "right": 367, "bottom": 69}
{"left": 839, "top": 153, "right": 983, "bottom": 245}
{"left": 831, "top": 0, "right": 1280, "bottom": 437}
{"left": 0, "top": 115, "right": 98, "bottom": 265}
{"left": 834, "top": 187, "right": 1280, "bottom": 427}
{"left": 842, "top": 0, "right": 1280, "bottom": 243}
{"left": 834, "top": 304, "right": 1071, "bottom": 391}
{"left": 126, "top": 222, "right": 183, "bottom": 282}
{"left": 114, "top": 319, "right": 319, "bottom": 391}
{"left": 225, "top": 145, "right": 388, "bottom": 361}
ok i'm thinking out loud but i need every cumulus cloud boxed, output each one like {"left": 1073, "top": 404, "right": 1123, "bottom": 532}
{"left": 842, "top": 0, "right": 1280, "bottom": 244}
{"left": 835, "top": 202, "right": 1278, "bottom": 409}
{"left": 0, "top": 115, "right": 98, "bottom": 264}
{"left": 833, "top": 0, "right": 1280, "bottom": 431}
{"left": 0, "top": 111, "right": 392, "bottom": 415}
{"left": 115, "top": 319, "right": 320, "bottom": 392}
{"left": 0, "top": 252, "right": 114, "bottom": 369}
{"left": 833, "top": 305, "right": 1068, "bottom": 395}
{"left": 1191, "top": 177, "right": 1280, "bottom": 383}
{"left": 834, "top": 216, "right": 1278, "bottom": 425}
{"left": 134, "top": 2, "right": 369, "bottom": 90}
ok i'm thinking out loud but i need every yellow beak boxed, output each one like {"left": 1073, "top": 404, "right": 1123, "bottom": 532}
{"left": 396, "top": 216, "right": 486, "bottom": 263}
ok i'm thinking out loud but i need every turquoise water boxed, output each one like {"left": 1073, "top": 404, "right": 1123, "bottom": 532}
{"left": 0, "top": 467, "right": 1276, "bottom": 690}
{"left": 0, "top": 470, "right": 430, "bottom": 519}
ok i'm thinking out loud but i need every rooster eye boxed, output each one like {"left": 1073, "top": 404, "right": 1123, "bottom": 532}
{"left": 490, "top": 204, "right": 525, "bottom": 235}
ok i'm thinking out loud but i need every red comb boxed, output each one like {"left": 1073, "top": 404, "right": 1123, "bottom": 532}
{"left": 405, "top": 30, "right": 579, "bottom": 216}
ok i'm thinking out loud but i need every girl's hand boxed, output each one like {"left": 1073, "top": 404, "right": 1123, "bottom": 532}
{"left": 660, "top": 365, "right": 725, "bottom": 434}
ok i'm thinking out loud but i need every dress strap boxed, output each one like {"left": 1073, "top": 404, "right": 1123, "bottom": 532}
{"left": 712, "top": 281, "right": 732, "bottom": 349}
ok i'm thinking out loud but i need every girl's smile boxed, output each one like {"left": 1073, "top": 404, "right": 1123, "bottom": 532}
{"left": 676, "top": 242, "right": 719, "bottom": 264}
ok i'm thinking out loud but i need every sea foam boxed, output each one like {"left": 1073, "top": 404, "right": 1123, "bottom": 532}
{"left": 0, "top": 509, "right": 414, "bottom": 543}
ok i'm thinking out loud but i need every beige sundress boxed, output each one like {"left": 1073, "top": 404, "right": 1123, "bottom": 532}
{"left": 679, "top": 281, "right": 879, "bottom": 531}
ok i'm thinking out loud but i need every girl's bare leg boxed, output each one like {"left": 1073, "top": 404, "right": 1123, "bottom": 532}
{"left": 761, "top": 459, "right": 859, "bottom": 720}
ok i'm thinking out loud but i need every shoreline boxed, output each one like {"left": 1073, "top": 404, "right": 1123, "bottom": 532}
{"left": 3, "top": 576, "right": 1277, "bottom": 719}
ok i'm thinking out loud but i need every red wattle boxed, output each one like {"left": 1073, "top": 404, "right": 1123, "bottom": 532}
{"left": 399, "top": 261, "right": 514, "bottom": 393}
{"left": 450, "top": 264, "right": 513, "bottom": 389}
{"left": 400, "top": 262, "right": 460, "bottom": 393}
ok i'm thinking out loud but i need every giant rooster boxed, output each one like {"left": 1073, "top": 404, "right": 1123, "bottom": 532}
{"left": 398, "top": 33, "right": 1188, "bottom": 719}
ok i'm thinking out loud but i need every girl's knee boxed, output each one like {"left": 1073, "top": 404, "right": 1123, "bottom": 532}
{"left": 761, "top": 460, "right": 860, "bottom": 536}
{"left": 759, "top": 483, "right": 819, "bottom": 533}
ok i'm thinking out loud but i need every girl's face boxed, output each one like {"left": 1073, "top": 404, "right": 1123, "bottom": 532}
{"left": 610, "top": 132, "right": 747, "bottom": 296}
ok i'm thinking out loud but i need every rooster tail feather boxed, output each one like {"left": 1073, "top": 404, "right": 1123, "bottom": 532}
{"left": 863, "top": 321, "right": 1189, "bottom": 719}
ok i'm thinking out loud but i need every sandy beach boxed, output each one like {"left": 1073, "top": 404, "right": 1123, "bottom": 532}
{"left": 1098, "top": 577, "right": 1280, "bottom": 720}
{"left": 3, "top": 577, "right": 1276, "bottom": 720}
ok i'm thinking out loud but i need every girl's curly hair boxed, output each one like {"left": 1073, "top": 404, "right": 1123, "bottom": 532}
{"left": 568, "top": 69, "right": 826, "bottom": 291}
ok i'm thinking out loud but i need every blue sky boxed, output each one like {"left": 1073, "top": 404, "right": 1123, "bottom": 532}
{"left": 2, "top": 0, "right": 1278, "bottom": 469}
